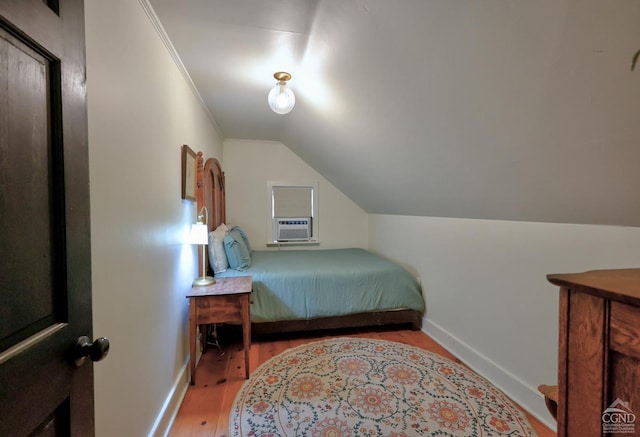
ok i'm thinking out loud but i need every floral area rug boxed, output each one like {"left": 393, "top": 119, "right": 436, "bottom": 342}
{"left": 230, "top": 337, "right": 537, "bottom": 436}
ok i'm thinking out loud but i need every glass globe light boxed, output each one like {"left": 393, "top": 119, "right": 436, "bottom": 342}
{"left": 268, "top": 72, "right": 295, "bottom": 114}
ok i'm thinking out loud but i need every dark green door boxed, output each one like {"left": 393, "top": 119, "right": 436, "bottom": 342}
{"left": 0, "top": 0, "right": 100, "bottom": 434}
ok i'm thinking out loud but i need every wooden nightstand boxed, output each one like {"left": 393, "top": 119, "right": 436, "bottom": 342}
{"left": 186, "top": 276, "right": 252, "bottom": 385}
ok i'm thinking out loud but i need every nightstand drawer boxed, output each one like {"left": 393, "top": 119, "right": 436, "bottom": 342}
{"left": 194, "top": 295, "right": 244, "bottom": 324}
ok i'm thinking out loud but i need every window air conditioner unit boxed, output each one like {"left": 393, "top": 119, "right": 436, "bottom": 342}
{"left": 276, "top": 218, "right": 312, "bottom": 241}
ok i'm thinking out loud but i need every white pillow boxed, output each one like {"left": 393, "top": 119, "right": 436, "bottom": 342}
{"left": 208, "top": 223, "right": 229, "bottom": 273}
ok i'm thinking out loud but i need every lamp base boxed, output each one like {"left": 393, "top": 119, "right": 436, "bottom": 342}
{"left": 192, "top": 276, "right": 216, "bottom": 287}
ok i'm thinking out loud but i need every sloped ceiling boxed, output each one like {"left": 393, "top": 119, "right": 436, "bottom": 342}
{"left": 148, "top": 0, "right": 640, "bottom": 226}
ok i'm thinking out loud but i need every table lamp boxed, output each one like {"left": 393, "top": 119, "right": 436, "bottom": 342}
{"left": 190, "top": 206, "right": 215, "bottom": 286}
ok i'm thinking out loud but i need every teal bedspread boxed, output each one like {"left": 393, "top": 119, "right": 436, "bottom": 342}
{"left": 216, "top": 248, "right": 425, "bottom": 323}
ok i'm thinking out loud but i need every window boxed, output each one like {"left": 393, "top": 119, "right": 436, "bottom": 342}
{"left": 272, "top": 186, "right": 313, "bottom": 218}
{"left": 267, "top": 181, "right": 318, "bottom": 244}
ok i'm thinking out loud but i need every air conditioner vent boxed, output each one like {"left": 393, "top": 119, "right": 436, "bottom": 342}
{"left": 276, "top": 218, "right": 311, "bottom": 241}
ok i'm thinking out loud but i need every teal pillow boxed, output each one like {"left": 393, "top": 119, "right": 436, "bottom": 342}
{"left": 223, "top": 230, "right": 251, "bottom": 271}
{"left": 231, "top": 226, "right": 253, "bottom": 254}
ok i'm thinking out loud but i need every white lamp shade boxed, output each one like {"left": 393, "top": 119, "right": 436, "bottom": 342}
{"left": 268, "top": 83, "right": 295, "bottom": 114}
{"left": 189, "top": 223, "right": 209, "bottom": 245}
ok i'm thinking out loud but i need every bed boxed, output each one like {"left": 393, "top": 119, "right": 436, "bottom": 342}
{"left": 195, "top": 153, "right": 425, "bottom": 334}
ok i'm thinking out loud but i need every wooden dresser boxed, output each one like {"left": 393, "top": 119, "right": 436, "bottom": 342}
{"left": 547, "top": 269, "right": 640, "bottom": 437}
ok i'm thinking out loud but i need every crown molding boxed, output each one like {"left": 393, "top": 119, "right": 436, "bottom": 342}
{"left": 138, "top": 0, "right": 224, "bottom": 138}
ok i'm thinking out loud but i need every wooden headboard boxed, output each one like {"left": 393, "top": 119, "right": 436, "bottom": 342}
{"left": 196, "top": 151, "right": 225, "bottom": 275}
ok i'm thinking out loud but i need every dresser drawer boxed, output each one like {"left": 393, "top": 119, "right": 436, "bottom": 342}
{"left": 610, "top": 301, "right": 640, "bottom": 361}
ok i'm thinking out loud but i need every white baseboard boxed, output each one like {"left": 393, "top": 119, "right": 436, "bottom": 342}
{"left": 422, "top": 317, "right": 557, "bottom": 431}
{"left": 148, "top": 357, "right": 190, "bottom": 437}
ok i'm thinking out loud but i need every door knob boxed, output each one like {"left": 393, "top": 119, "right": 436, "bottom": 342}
{"left": 73, "top": 336, "right": 110, "bottom": 366}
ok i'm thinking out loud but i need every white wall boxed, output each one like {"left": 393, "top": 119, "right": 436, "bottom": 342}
{"left": 223, "top": 139, "right": 368, "bottom": 250}
{"left": 85, "top": 1, "right": 222, "bottom": 435}
{"left": 81, "top": 2, "right": 640, "bottom": 435}
{"left": 369, "top": 214, "right": 640, "bottom": 428}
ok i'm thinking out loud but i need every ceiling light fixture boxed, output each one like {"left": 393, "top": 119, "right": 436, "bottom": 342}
{"left": 268, "top": 72, "right": 295, "bottom": 114}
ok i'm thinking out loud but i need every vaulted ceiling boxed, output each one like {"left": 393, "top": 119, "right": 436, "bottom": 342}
{"left": 148, "top": 0, "right": 640, "bottom": 226}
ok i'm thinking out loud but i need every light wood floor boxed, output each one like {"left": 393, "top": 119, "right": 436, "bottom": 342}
{"left": 169, "top": 327, "right": 556, "bottom": 437}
